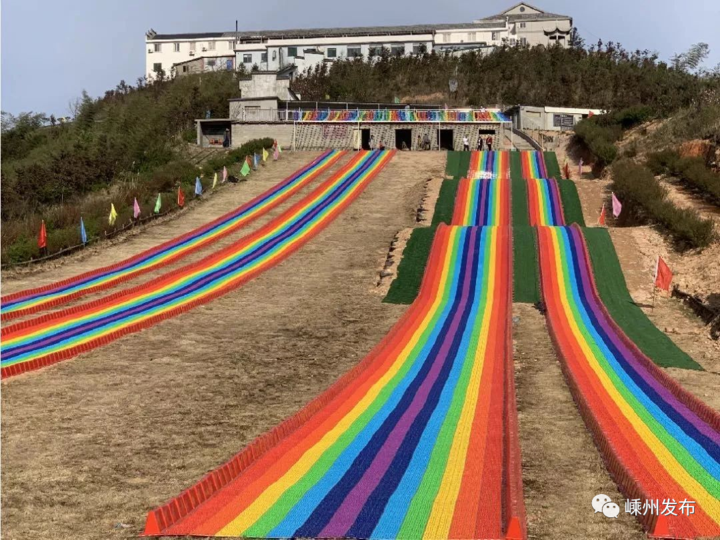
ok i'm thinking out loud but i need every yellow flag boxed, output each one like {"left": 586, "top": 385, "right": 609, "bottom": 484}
{"left": 109, "top": 203, "right": 118, "bottom": 225}
{"left": 262, "top": 147, "right": 269, "bottom": 162}
{"left": 212, "top": 172, "right": 218, "bottom": 189}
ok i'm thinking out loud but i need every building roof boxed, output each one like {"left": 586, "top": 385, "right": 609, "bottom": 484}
{"left": 149, "top": 21, "right": 504, "bottom": 42}
{"left": 478, "top": 2, "right": 570, "bottom": 23}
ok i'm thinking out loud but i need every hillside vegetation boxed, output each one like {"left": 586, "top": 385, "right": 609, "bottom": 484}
{"left": 0, "top": 71, "right": 267, "bottom": 264}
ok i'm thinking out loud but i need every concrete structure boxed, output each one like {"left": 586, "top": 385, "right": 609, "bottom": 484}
{"left": 476, "top": 2, "right": 573, "bottom": 48}
{"left": 146, "top": 3, "right": 572, "bottom": 78}
{"left": 174, "top": 55, "right": 235, "bottom": 76}
{"left": 509, "top": 105, "right": 605, "bottom": 131}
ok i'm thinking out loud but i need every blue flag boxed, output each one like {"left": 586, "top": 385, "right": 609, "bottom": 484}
{"left": 253, "top": 153, "right": 259, "bottom": 170}
{"left": 195, "top": 177, "right": 203, "bottom": 196}
{"left": 80, "top": 217, "right": 88, "bottom": 244}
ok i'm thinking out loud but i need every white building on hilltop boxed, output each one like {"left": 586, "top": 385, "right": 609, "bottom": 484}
{"left": 145, "top": 3, "right": 572, "bottom": 79}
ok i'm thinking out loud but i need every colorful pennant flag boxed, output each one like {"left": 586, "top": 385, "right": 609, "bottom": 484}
{"left": 277, "top": 143, "right": 282, "bottom": 154}
{"left": 222, "top": 166, "right": 228, "bottom": 183}
{"left": 109, "top": 203, "right": 118, "bottom": 226}
{"left": 195, "top": 177, "right": 203, "bottom": 196}
{"left": 154, "top": 193, "right": 162, "bottom": 214}
{"left": 612, "top": 192, "right": 623, "bottom": 218}
{"left": 80, "top": 217, "right": 87, "bottom": 244}
{"left": 240, "top": 159, "right": 251, "bottom": 177}
{"left": 598, "top": 203, "right": 606, "bottom": 226}
{"left": 654, "top": 256, "right": 673, "bottom": 291}
{"left": 273, "top": 146, "right": 279, "bottom": 161}
{"left": 178, "top": 187, "right": 185, "bottom": 208}
{"left": 563, "top": 161, "right": 571, "bottom": 180}
{"left": 578, "top": 158, "right": 583, "bottom": 177}
{"left": 262, "top": 147, "right": 269, "bottom": 162}
{"left": 212, "top": 172, "right": 218, "bottom": 189}
{"left": 38, "top": 220, "right": 47, "bottom": 249}
{"left": 253, "top": 153, "right": 259, "bottom": 170}
{"left": 133, "top": 197, "right": 141, "bottom": 219}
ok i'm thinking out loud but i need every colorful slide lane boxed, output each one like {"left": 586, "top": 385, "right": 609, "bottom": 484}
{"left": 144, "top": 224, "right": 525, "bottom": 539}
{"left": 0, "top": 150, "right": 393, "bottom": 379}
{"left": 0, "top": 150, "right": 345, "bottom": 321}
{"left": 537, "top": 225, "right": 720, "bottom": 539}
{"left": 466, "top": 151, "right": 511, "bottom": 180}
{"left": 451, "top": 178, "right": 511, "bottom": 226}
{"left": 526, "top": 178, "right": 566, "bottom": 226}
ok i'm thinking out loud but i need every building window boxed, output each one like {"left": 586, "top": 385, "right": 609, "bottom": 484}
{"left": 208, "top": 41, "right": 216, "bottom": 51}
{"left": 153, "top": 43, "right": 161, "bottom": 52}
{"left": 153, "top": 63, "right": 162, "bottom": 72}
{"left": 510, "top": 38, "right": 516, "bottom": 46}
{"left": 207, "top": 59, "right": 216, "bottom": 67}
{"left": 261, "top": 52, "right": 268, "bottom": 62}
{"left": 412, "top": 44, "right": 425, "bottom": 54}
{"left": 243, "top": 53, "right": 252, "bottom": 63}
{"left": 182, "top": 66, "right": 188, "bottom": 73}
{"left": 327, "top": 47, "right": 337, "bottom": 58}
{"left": 369, "top": 46, "right": 381, "bottom": 57}
{"left": 227, "top": 59, "right": 233, "bottom": 70}
{"left": 189, "top": 42, "right": 196, "bottom": 52}
{"left": 272, "top": 50, "right": 277, "bottom": 60}
{"left": 492, "top": 32, "right": 499, "bottom": 41}
{"left": 520, "top": 6, "right": 526, "bottom": 11}
{"left": 391, "top": 45, "right": 405, "bottom": 56}
{"left": 174, "top": 42, "right": 180, "bottom": 52}
{"left": 520, "top": 37, "right": 527, "bottom": 46}
{"left": 520, "top": 22, "right": 526, "bottom": 28}
{"left": 288, "top": 46, "right": 297, "bottom": 57}
{"left": 348, "top": 46, "right": 362, "bottom": 58}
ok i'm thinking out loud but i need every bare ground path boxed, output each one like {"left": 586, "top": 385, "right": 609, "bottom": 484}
{"left": 0, "top": 152, "right": 443, "bottom": 540}
{"left": 513, "top": 304, "right": 645, "bottom": 540}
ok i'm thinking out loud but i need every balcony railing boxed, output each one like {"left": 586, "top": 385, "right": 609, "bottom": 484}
{"left": 239, "top": 108, "right": 510, "bottom": 123}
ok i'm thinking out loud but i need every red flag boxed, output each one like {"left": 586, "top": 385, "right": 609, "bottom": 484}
{"left": 654, "top": 256, "right": 673, "bottom": 291}
{"left": 177, "top": 187, "right": 185, "bottom": 208}
{"left": 38, "top": 220, "right": 47, "bottom": 249}
{"left": 563, "top": 162, "right": 571, "bottom": 180}
{"left": 598, "top": 203, "right": 606, "bottom": 226}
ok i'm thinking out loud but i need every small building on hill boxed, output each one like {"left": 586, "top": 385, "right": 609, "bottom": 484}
{"left": 509, "top": 105, "right": 606, "bottom": 132}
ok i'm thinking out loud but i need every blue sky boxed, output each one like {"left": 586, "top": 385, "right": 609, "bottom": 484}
{"left": 2, "top": 0, "right": 719, "bottom": 116}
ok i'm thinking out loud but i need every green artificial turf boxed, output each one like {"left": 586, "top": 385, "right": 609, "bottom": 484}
{"left": 432, "top": 179, "right": 460, "bottom": 226}
{"left": 510, "top": 151, "right": 523, "bottom": 180}
{"left": 582, "top": 227, "right": 702, "bottom": 370}
{"left": 558, "top": 180, "right": 586, "bottom": 226}
{"left": 383, "top": 226, "right": 437, "bottom": 305}
{"left": 445, "top": 152, "right": 471, "bottom": 178}
{"left": 513, "top": 226, "right": 540, "bottom": 303}
{"left": 544, "top": 151, "right": 562, "bottom": 179}
{"left": 511, "top": 180, "right": 529, "bottom": 227}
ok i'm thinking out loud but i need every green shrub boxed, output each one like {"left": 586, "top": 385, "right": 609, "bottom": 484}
{"left": 646, "top": 149, "right": 681, "bottom": 175}
{"left": 646, "top": 151, "right": 720, "bottom": 202}
{"left": 612, "top": 160, "right": 714, "bottom": 248}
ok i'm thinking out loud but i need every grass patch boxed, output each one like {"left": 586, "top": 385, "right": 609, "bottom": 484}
{"left": 432, "top": 179, "right": 460, "bottom": 226}
{"left": 511, "top": 180, "right": 529, "bottom": 226}
{"left": 544, "top": 151, "right": 562, "bottom": 179}
{"left": 558, "top": 180, "right": 586, "bottom": 226}
{"left": 383, "top": 226, "right": 437, "bottom": 305}
{"left": 582, "top": 227, "right": 702, "bottom": 370}
{"left": 513, "top": 226, "right": 540, "bottom": 303}
{"left": 445, "top": 151, "right": 470, "bottom": 178}
{"left": 510, "top": 151, "right": 523, "bottom": 180}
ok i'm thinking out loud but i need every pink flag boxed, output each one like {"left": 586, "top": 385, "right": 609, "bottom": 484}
{"left": 222, "top": 166, "right": 228, "bottom": 183}
{"left": 273, "top": 147, "right": 279, "bottom": 161}
{"left": 612, "top": 192, "right": 622, "bottom": 218}
{"left": 133, "top": 197, "right": 141, "bottom": 219}
{"left": 578, "top": 158, "right": 584, "bottom": 177}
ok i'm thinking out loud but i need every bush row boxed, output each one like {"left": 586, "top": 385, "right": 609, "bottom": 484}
{"left": 1, "top": 139, "right": 275, "bottom": 265}
{"left": 646, "top": 150, "right": 720, "bottom": 203}
{"left": 611, "top": 160, "right": 714, "bottom": 248}
{"left": 574, "top": 106, "right": 655, "bottom": 170}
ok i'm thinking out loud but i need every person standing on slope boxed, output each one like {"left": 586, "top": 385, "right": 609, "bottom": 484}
{"left": 486, "top": 134, "right": 494, "bottom": 152}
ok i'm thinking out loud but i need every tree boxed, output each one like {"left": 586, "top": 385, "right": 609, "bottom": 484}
{"left": 672, "top": 43, "right": 710, "bottom": 73}
{"left": 568, "top": 27, "right": 586, "bottom": 50}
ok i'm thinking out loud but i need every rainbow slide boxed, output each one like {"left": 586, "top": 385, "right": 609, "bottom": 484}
{"left": 1, "top": 150, "right": 345, "bottom": 321}
{"left": 466, "top": 150, "right": 511, "bottom": 180}
{"left": 1, "top": 150, "right": 393, "bottom": 379}
{"left": 143, "top": 224, "right": 525, "bottom": 539}
{"left": 537, "top": 225, "right": 720, "bottom": 539}
{"left": 451, "top": 178, "right": 511, "bottom": 226}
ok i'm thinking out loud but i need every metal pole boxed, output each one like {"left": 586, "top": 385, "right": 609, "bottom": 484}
{"left": 293, "top": 120, "right": 296, "bottom": 152}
